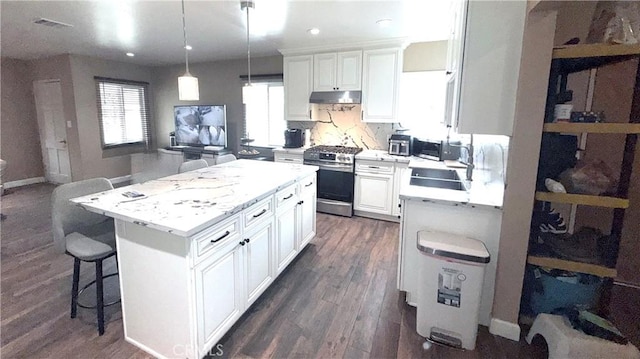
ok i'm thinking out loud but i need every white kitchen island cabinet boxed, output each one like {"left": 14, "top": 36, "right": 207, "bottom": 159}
{"left": 72, "top": 160, "right": 317, "bottom": 359}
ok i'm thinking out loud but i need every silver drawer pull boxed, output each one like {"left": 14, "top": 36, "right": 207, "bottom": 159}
{"left": 283, "top": 193, "right": 294, "bottom": 200}
{"left": 252, "top": 208, "right": 267, "bottom": 218}
{"left": 369, "top": 166, "right": 380, "bottom": 169}
{"left": 210, "top": 230, "right": 231, "bottom": 243}
{"left": 284, "top": 158, "right": 294, "bottom": 162}
{"left": 305, "top": 182, "right": 313, "bottom": 187}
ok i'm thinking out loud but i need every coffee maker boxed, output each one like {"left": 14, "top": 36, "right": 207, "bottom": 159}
{"left": 284, "top": 129, "right": 305, "bottom": 148}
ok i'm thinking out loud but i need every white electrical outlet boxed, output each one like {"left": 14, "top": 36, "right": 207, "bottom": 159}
{"left": 66, "top": 121, "right": 72, "bottom": 128}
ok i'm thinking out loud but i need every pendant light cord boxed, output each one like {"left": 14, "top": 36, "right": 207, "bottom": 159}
{"left": 181, "top": 0, "right": 190, "bottom": 74}
{"left": 246, "top": 3, "right": 251, "bottom": 86}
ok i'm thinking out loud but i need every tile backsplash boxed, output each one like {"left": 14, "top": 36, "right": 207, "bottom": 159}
{"left": 287, "top": 104, "right": 510, "bottom": 184}
{"left": 288, "top": 104, "right": 394, "bottom": 150}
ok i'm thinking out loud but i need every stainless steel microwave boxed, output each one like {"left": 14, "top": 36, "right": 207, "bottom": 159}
{"left": 412, "top": 138, "right": 461, "bottom": 161}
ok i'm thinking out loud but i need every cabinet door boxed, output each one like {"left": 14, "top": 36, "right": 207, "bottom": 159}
{"left": 354, "top": 172, "right": 393, "bottom": 214}
{"left": 275, "top": 203, "right": 298, "bottom": 274}
{"left": 392, "top": 164, "right": 408, "bottom": 217}
{"left": 195, "top": 238, "right": 244, "bottom": 353}
{"left": 284, "top": 55, "right": 314, "bottom": 121}
{"left": 454, "top": 0, "right": 526, "bottom": 135}
{"left": 298, "top": 189, "right": 316, "bottom": 250}
{"left": 313, "top": 53, "right": 337, "bottom": 91}
{"left": 361, "top": 48, "right": 402, "bottom": 123}
{"left": 244, "top": 220, "right": 275, "bottom": 306}
{"left": 336, "top": 51, "right": 362, "bottom": 91}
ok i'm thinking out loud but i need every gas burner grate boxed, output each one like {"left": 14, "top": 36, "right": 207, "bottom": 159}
{"left": 305, "top": 145, "right": 362, "bottom": 155}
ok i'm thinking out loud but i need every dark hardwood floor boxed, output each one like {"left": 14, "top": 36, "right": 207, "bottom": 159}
{"left": 1, "top": 183, "right": 636, "bottom": 358}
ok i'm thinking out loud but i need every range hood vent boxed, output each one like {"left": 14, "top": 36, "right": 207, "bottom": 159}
{"left": 309, "top": 91, "right": 362, "bottom": 104}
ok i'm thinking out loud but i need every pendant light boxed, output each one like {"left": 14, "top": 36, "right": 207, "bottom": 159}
{"left": 178, "top": 0, "right": 199, "bottom": 101}
{"left": 240, "top": 0, "right": 259, "bottom": 156}
{"left": 241, "top": 1, "right": 254, "bottom": 88}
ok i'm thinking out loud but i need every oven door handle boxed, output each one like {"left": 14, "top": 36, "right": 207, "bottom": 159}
{"left": 305, "top": 162, "right": 353, "bottom": 173}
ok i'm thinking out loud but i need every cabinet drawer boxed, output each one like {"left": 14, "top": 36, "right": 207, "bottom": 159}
{"left": 356, "top": 160, "right": 394, "bottom": 174}
{"left": 194, "top": 214, "right": 241, "bottom": 260}
{"left": 244, "top": 196, "right": 274, "bottom": 230}
{"left": 274, "top": 153, "right": 303, "bottom": 164}
{"left": 298, "top": 174, "right": 316, "bottom": 195}
{"left": 276, "top": 183, "right": 298, "bottom": 209}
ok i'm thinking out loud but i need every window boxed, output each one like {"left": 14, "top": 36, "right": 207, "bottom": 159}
{"left": 398, "top": 70, "right": 449, "bottom": 138}
{"left": 95, "top": 77, "right": 150, "bottom": 149}
{"left": 242, "top": 81, "right": 285, "bottom": 146}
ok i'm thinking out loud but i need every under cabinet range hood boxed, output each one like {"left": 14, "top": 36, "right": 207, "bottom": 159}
{"left": 309, "top": 90, "right": 362, "bottom": 104}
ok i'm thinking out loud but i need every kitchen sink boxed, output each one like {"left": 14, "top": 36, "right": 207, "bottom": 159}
{"left": 409, "top": 168, "right": 467, "bottom": 191}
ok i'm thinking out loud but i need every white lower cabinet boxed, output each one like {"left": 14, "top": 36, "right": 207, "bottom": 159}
{"left": 274, "top": 152, "right": 304, "bottom": 164}
{"left": 276, "top": 201, "right": 298, "bottom": 274}
{"left": 195, "top": 235, "right": 244, "bottom": 355}
{"left": 274, "top": 173, "right": 317, "bottom": 273}
{"left": 298, "top": 187, "right": 316, "bottom": 249}
{"left": 354, "top": 172, "right": 393, "bottom": 214}
{"left": 244, "top": 219, "right": 275, "bottom": 306}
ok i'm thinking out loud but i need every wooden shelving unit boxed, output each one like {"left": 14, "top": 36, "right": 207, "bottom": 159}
{"left": 534, "top": 192, "right": 629, "bottom": 209}
{"left": 543, "top": 122, "right": 640, "bottom": 134}
{"left": 527, "top": 255, "right": 617, "bottom": 278}
{"left": 553, "top": 43, "right": 640, "bottom": 59}
{"left": 522, "top": 42, "right": 640, "bottom": 318}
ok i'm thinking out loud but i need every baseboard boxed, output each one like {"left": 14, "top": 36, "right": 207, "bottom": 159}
{"left": 110, "top": 175, "right": 132, "bottom": 185}
{"left": 3, "top": 177, "right": 46, "bottom": 189}
{"left": 489, "top": 318, "right": 521, "bottom": 341}
{"left": 353, "top": 210, "right": 400, "bottom": 223}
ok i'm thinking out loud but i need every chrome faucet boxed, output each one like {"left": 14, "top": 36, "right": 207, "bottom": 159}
{"left": 447, "top": 134, "right": 474, "bottom": 182}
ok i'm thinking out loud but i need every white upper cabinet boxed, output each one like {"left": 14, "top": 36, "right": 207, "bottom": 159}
{"left": 361, "top": 48, "right": 403, "bottom": 123}
{"left": 314, "top": 51, "right": 362, "bottom": 91}
{"left": 284, "top": 55, "right": 314, "bottom": 121}
{"left": 446, "top": 0, "right": 526, "bottom": 136}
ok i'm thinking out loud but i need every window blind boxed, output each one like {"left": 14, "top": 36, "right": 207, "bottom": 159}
{"left": 95, "top": 77, "right": 150, "bottom": 149}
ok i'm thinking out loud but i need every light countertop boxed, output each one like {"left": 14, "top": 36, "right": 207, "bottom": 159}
{"left": 272, "top": 147, "right": 307, "bottom": 154}
{"left": 355, "top": 149, "right": 411, "bottom": 163}
{"left": 71, "top": 160, "right": 318, "bottom": 237}
{"left": 399, "top": 157, "right": 505, "bottom": 209}
{"left": 354, "top": 150, "right": 504, "bottom": 209}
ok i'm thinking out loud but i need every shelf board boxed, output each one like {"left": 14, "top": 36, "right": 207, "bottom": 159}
{"left": 543, "top": 122, "right": 640, "bottom": 134}
{"left": 527, "top": 255, "right": 617, "bottom": 278}
{"left": 553, "top": 44, "right": 640, "bottom": 59}
{"left": 552, "top": 44, "right": 640, "bottom": 73}
{"left": 535, "top": 192, "right": 629, "bottom": 209}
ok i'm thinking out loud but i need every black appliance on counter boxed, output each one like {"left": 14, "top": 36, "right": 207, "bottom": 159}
{"left": 284, "top": 129, "right": 305, "bottom": 148}
{"left": 303, "top": 145, "right": 362, "bottom": 217}
{"left": 412, "top": 138, "right": 461, "bottom": 161}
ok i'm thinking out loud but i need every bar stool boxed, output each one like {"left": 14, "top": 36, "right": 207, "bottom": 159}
{"left": 51, "top": 178, "right": 120, "bottom": 335}
{"left": 178, "top": 159, "right": 208, "bottom": 173}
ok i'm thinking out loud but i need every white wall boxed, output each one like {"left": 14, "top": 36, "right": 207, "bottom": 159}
{"left": 69, "top": 55, "right": 154, "bottom": 179}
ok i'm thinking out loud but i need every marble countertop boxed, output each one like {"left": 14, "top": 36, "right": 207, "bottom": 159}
{"left": 71, "top": 160, "right": 318, "bottom": 237}
{"left": 272, "top": 147, "right": 307, "bottom": 154}
{"left": 355, "top": 149, "right": 411, "bottom": 163}
{"left": 399, "top": 157, "right": 505, "bottom": 209}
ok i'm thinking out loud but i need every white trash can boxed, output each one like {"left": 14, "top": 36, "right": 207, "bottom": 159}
{"left": 416, "top": 229, "right": 490, "bottom": 350}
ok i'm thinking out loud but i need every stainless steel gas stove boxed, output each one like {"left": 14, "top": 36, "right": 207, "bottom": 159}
{"left": 303, "top": 145, "right": 362, "bottom": 217}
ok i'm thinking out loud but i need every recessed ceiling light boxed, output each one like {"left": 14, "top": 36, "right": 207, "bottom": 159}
{"left": 307, "top": 28, "right": 320, "bottom": 35}
{"left": 376, "top": 19, "right": 393, "bottom": 28}
{"left": 185, "top": 45, "right": 193, "bottom": 50}
{"left": 126, "top": 52, "right": 135, "bottom": 57}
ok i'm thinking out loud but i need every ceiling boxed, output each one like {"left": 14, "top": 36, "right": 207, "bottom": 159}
{"left": 0, "top": 0, "right": 451, "bottom": 66}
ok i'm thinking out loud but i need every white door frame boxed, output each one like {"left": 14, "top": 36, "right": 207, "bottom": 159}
{"left": 33, "top": 79, "right": 72, "bottom": 184}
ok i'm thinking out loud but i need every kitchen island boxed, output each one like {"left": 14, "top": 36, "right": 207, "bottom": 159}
{"left": 72, "top": 160, "right": 318, "bottom": 359}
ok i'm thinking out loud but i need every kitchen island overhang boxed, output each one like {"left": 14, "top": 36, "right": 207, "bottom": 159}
{"left": 71, "top": 160, "right": 318, "bottom": 359}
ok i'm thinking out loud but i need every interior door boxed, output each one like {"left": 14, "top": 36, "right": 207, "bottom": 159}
{"left": 33, "top": 80, "right": 71, "bottom": 183}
